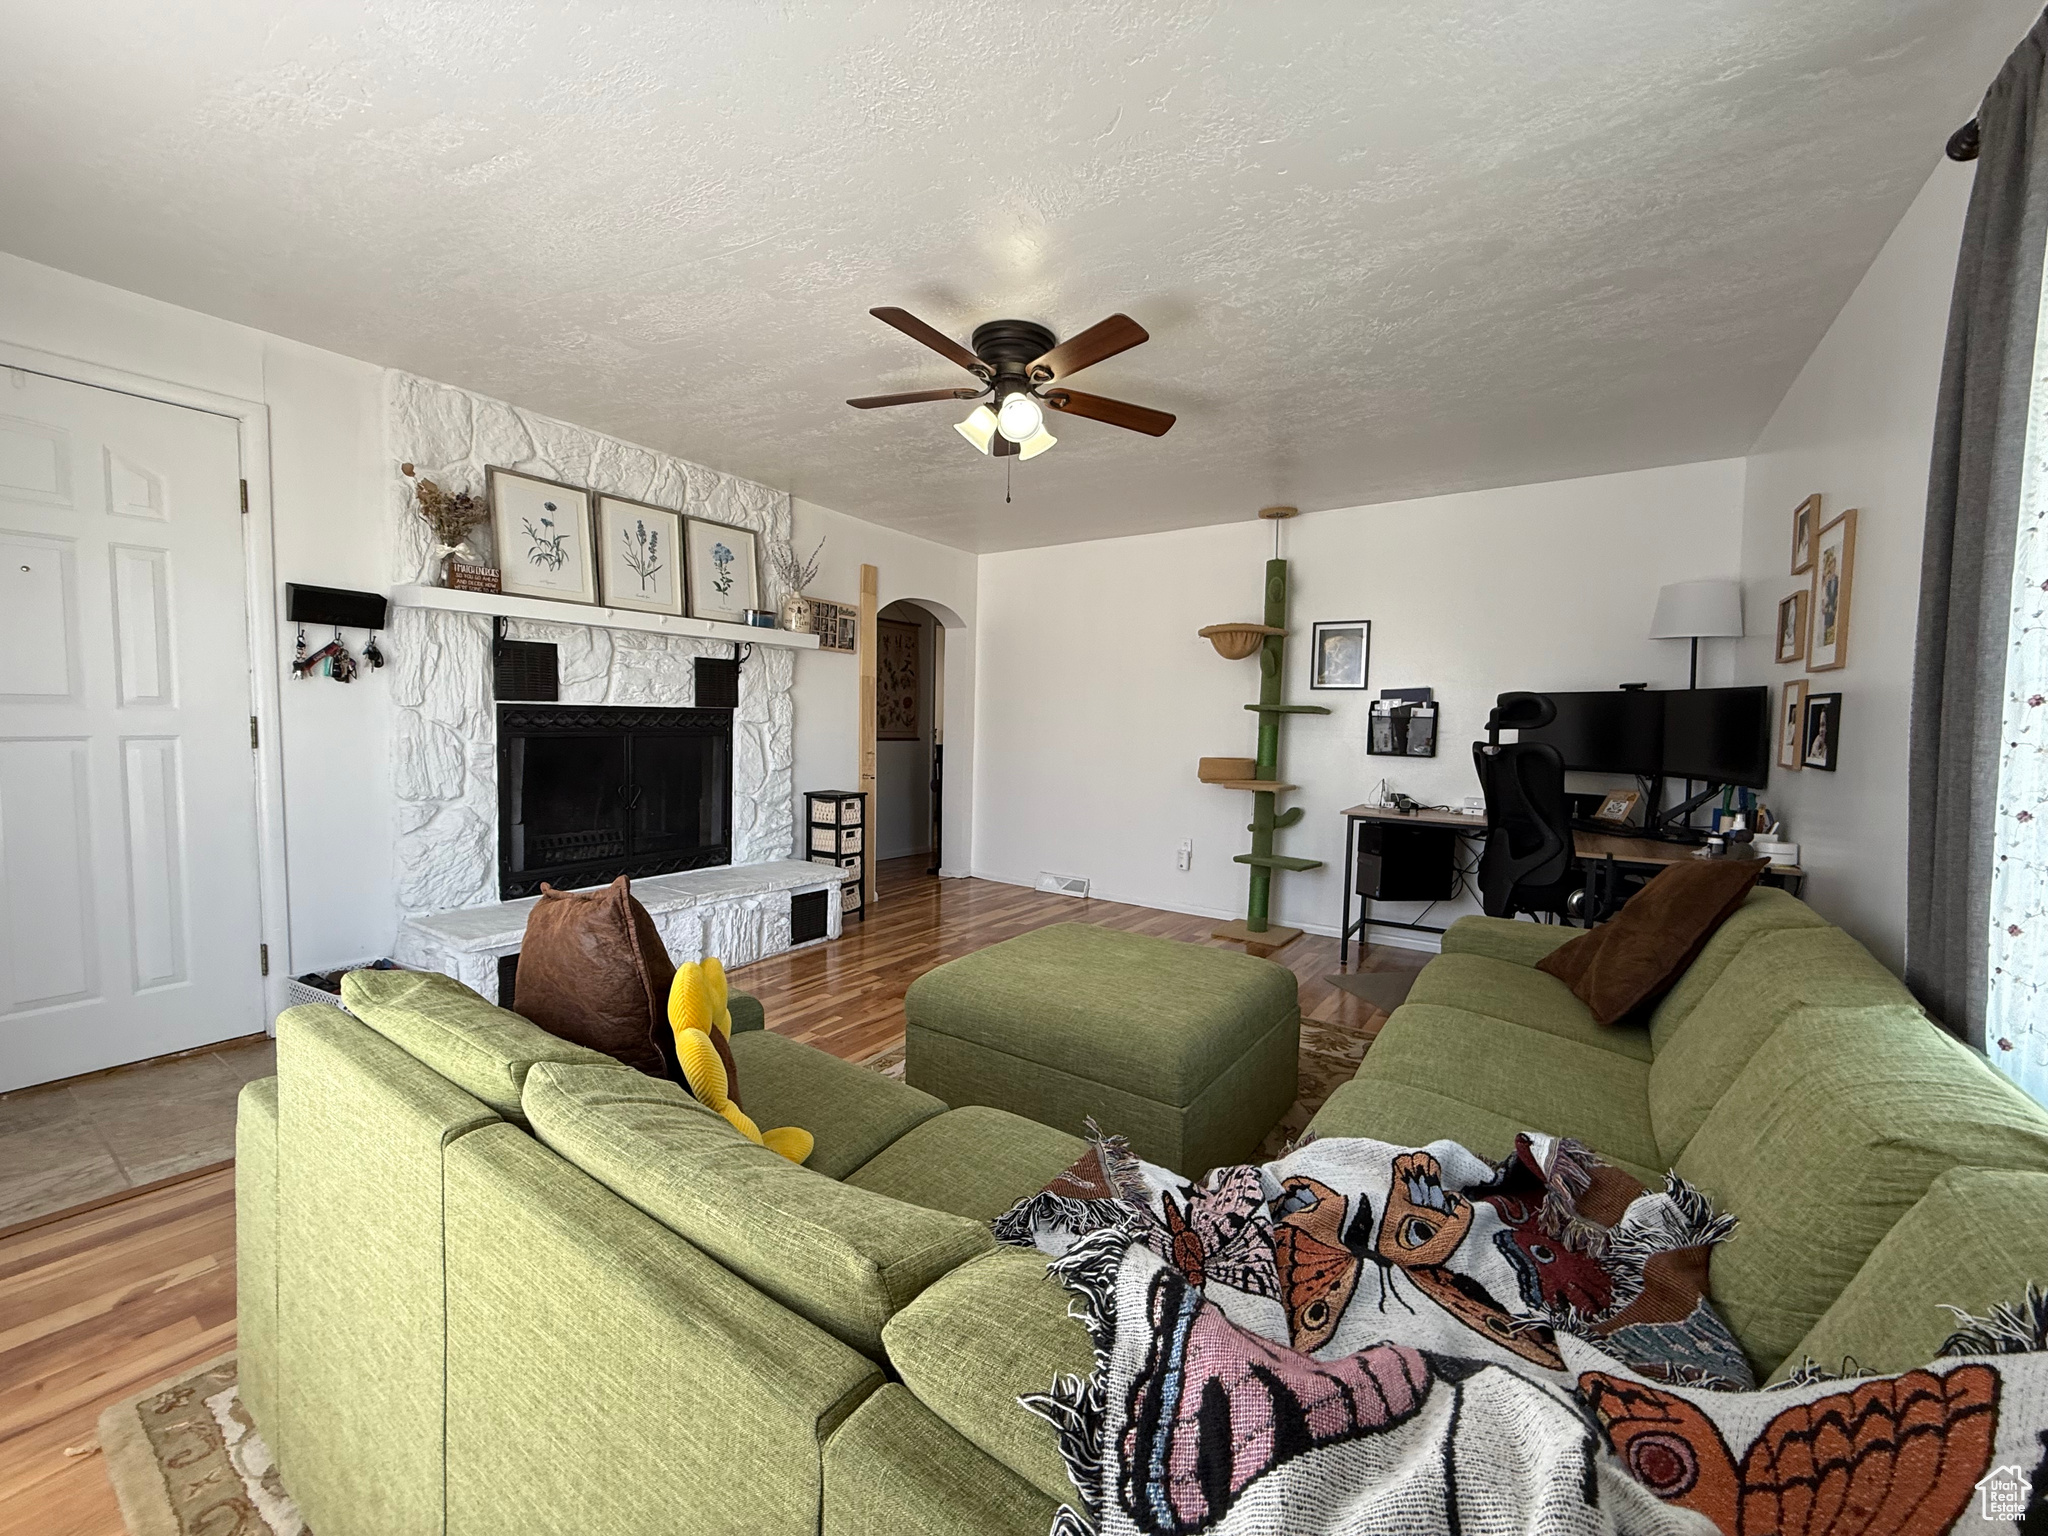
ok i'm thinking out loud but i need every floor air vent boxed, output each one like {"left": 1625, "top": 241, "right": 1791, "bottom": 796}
{"left": 1036, "top": 872, "right": 1091, "bottom": 899}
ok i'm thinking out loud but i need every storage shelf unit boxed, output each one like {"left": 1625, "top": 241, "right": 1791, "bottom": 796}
{"left": 391, "top": 584, "right": 822, "bottom": 649}
{"left": 805, "top": 790, "right": 868, "bottom": 922}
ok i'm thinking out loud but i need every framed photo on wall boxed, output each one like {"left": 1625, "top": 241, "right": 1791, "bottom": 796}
{"left": 595, "top": 495, "right": 684, "bottom": 616}
{"left": 809, "top": 596, "right": 857, "bottom": 653}
{"left": 684, "top": 517, "right": 759, "bottom": 625}
{"left": 876, "top": 618, "right": 920, "bottom": 739}
{"left": 1802, "top": 690, "right": 1841, "bottom": 772}
{"left": 1774, "top": 589, "right": 1808, "bottom": 664}
{"left": 488, "top": 466, "right": 596, "bottom": 605}
{"left": 1309, "top": 620, "right": 1371, "bottom": 690}
{"left": 1806, "top": 508, "right": 1857, "bottom": 673}
{"left": 1790, "top": 493, "right": 1821, "bottom": 575}
{"left": 1778, "top": 678, "right": 1808, "bottom": 771}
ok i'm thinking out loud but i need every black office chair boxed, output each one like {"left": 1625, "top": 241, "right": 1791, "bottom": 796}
{"left": 1473, "top": 693, "right": 1578, "bottom": 921}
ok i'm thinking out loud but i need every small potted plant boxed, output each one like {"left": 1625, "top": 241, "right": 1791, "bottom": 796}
{"left": 770, "top": 534, "right": 826, "bottom": 633}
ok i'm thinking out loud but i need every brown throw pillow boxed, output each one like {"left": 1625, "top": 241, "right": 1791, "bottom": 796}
{"left": 513, "top": 876, "right": 676, "bottom": 1076}
{"left": 1537, "top": 858, "right": 1766, "bottom": 1026}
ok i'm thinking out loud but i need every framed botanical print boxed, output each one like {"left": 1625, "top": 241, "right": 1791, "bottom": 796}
{"left": 877, "top": 619, "right": 920, "bottom": 739}
{"left": 1790, "top": 493, "right": 1821, "bottom": 575}
{"left": 1778, "top": 679, "right": 1808, "bottom": 771}
{"left": 1806, "top": 508, "right": 1857, "bottom": 673}
{"left": 1774, "top": 590, "right": 1808, "bottom": 665}
{"left": 684, "top": 517, "right": 759, "bottom": 625}
{"left": 1309, "top": 620, "right": 1371, "bottom": 690}
{"left": 595, "top": 495, "right": 684, "bottom": 616}
{"left": 1802, "top": 690, "right": 1841, "bottom": 771}
{"left": 488, "top": 466, "right": 596, "bottom": 605}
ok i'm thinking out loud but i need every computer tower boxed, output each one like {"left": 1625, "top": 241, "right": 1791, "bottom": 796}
{"left": 1355, "top": 822, "right": 1458, "bottom": 901}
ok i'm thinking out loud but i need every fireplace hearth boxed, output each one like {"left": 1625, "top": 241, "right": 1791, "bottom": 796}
{"left": 497, "top": 703, "right": 733, "bottom": 899}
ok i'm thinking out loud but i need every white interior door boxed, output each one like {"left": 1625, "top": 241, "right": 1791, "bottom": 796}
{"left": 0, "top": 367, "right": 264, "bottom": 1091}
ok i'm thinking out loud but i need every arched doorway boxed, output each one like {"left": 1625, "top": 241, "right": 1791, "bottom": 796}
{"left": 874, "top": 598, "right": 949, "bottom": 870}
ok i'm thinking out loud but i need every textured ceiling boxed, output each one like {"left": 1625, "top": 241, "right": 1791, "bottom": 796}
{"left": 0, "top": 2, "right": 2032, "bottom": 551}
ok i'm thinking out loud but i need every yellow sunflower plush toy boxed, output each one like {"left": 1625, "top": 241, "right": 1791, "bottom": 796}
{"left": 667, "top": 959, "right": 813, "bottom": 1165}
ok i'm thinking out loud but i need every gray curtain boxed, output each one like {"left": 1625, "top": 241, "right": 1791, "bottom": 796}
{"left": 1908, "top": 11, "right": 2048, "bottom": 1045}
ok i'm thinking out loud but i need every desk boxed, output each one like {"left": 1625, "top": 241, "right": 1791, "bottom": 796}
{"left": 1337, "top": 804, "right": 1488, "bottom": 962}
{"left": 1337, "top": 807, "right": 1807, "bottom": 962}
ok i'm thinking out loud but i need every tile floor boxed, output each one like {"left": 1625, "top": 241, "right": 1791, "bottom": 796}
{"left": 0, "top": 1035, "right": 275, "bottom": 1231}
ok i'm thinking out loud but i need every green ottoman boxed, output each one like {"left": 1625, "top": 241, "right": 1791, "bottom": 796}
{"left": 903, "top": 923, "right": 1300, "bottom": 1176}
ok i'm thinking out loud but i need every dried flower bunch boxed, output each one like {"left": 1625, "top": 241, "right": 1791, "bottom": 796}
{"left": 403, "top": 462, "right": 489, "bottom": 555}
{"left": 770, "top": 533, "right": 825, "bottom": 595}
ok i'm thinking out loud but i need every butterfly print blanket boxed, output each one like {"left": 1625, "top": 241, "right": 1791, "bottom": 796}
{"left": 995, "top": 1132, "right": 2048, "bottom": 1535}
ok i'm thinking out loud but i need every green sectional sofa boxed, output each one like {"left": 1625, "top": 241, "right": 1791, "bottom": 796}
{"left": 238, "top": 888, "right": 2048, "bottom": 1535}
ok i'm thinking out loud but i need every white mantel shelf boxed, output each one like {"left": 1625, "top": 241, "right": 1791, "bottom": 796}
{"left": 392, "top": 584, "right": 821, "bottom": 649}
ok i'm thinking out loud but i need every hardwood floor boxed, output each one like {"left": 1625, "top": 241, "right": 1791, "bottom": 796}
{"left": 738, "top": 856, "right": 1422, "bottom": 1062}
{"left": 0, "top": 860, "right": 1422, "bottom": 1533}
{"left": 0, "top": 1166, "right": 235, "bottom": 1536}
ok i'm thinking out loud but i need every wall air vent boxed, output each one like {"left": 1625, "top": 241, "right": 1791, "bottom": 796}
{"left": 1035, "top": 872, "right": 1091, "bottom": 899}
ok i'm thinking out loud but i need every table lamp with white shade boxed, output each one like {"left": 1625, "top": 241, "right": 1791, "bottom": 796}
{"left": 1651, "top": 579, "right": 1744, "bottom": 688}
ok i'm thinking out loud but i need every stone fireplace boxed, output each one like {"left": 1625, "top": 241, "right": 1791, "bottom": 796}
{"left": 381, "top": 370, "right": 836, "bottom": 996}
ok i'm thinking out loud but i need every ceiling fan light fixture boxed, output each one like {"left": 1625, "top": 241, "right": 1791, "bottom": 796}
{"left": 1017, "top": 428, "right": 1057, "bottom": 461}
{"left": 955, "top": 404, "right": 998, "bottom": 454}
{"left": 995, "top": 391, "right": 1045, "bottom": 443}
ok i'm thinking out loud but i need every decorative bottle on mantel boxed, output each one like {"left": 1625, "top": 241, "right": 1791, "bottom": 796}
{"left": 774, "top": 534, "right": 825, "bottom": 632}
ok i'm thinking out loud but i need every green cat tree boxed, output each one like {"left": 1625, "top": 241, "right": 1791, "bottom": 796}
{"left": 1197, "top": 506, "right": 1328, "bottom": 949}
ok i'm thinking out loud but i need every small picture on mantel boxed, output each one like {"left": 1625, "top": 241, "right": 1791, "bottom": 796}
{"left": 489, "top": 466, "right": 597, "bottom": 606}
{"left": 685, "top": 517, "right": 760, "bottom": 626}
{"left": 596, "top": 495, "right": 685, "bottom": 617}
{"left": 809, "top": 596, "right": 857, "bottom": 653}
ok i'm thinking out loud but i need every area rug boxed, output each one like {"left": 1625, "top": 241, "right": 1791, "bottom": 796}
{"left": 861, "top": 1008, "right": 1376, "bottom": 1161}
{"left": 98, "top": 1353, "right": 308, "bottom": 1536}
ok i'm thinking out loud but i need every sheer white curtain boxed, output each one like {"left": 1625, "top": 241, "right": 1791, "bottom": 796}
{"left": 1986, "top": 262, "right": 2048, "bottom": 1103}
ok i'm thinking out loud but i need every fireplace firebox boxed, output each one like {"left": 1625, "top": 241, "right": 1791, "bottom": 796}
{"left": 497, "top": 704, "right": 732, "bottom": 899}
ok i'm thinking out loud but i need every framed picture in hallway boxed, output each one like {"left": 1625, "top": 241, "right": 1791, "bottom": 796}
{"left": 1802, "top": 690, "right": 1841, "bottom": 772}
{"left": 595, "top": 495, "right": 685, "bottom": 616}
{"left": 877, "top": 618, "right": 920, "bottom": 739}
{"left": 1778, "top": 678, "right": 1807, "bottom": 771}
{"left": 1775, "top": 590, "right": 1808, "bottom": 664}
{"left": 1790, "top": 493, "right": 1821, "bottom": 575}
{"left": 1806, "top": 507, "right": 1856, "bottom": 673}
{"left": 684, "top": 517, "right": 759, "bottom": 625}
{"left": 488, "top": 467, "right": 597, "bottom": 606}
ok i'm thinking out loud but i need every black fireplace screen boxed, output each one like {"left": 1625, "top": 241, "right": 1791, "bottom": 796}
{"left": 497, "top": 704, "right": 732, "bottom": 899}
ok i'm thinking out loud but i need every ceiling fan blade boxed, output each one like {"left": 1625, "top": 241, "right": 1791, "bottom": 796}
{"left": 1043, "top": 388, "right": 1176, "bottom": 437}
{"left": 869, "top": 307, "right": 990, "bottom": 377}
{"left": 1029, "top": 314, "right": 1149, "bottom": 381}
{"left": 846, "top": 387, "right": 985, "bottom": 409}
{"left": 992, "top": 430, "right": 1019, "bottom": 457}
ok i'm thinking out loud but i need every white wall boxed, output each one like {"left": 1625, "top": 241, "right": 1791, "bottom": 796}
{"left": 0, "top": 252, "right": 972, "bottom": 993}
{"left": 974, "top": 460, "right": 1748, "bottom": 943}
{"left": 790, "top": 497, "right": 979, "bottom": 878}
{"left": 1734, "top": 161, "right": 1974, "bottom": 973}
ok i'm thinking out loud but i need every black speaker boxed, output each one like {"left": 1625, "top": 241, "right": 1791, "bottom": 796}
{"left": 790, "top": 888, "right": 828, "bottom": 945}
{"left": 1355, "top": 823, "right": 1457, "bottom": 901}
{"left": 695, "top": 657, "right": 740, "bottom": 710}
{"left": 493, "top": 639, "right": 559, "bottom": 701}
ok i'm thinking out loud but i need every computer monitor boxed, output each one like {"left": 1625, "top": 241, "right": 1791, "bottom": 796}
{"left": 1661, "top": 686, "right": 1771, "bottom": 788}
{"left": 1517, "top": 691, "right": 1664, "bottom": 776}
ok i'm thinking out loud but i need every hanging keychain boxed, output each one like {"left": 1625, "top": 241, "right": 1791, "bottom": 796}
{"left": 327, "top": 626, "right": 359, "bottom": 683}
{"left": 363, "top": 630, "right": 385, "bottom": 670}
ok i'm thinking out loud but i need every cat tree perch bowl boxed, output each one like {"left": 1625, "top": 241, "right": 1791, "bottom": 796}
{"left": 1197, "top": 623, "right": 1285, "bottom": 661}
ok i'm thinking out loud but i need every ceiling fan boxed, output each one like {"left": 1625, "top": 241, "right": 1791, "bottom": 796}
{"left": 847, "top": 307, "right": 1176, "bottom": 461}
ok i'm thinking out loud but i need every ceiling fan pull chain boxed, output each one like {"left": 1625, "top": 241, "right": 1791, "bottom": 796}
{"left": 1006, "top": 454, "right": 1012, "bottom": 504}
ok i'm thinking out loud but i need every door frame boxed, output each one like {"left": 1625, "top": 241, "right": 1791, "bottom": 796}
{"left": 0, "top": 338, "right": 292, "bottom": 1028}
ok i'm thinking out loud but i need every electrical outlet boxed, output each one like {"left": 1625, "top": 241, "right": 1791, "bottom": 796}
{"left": 1176, "top": 838, "right": 1193, "bottom": 872}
